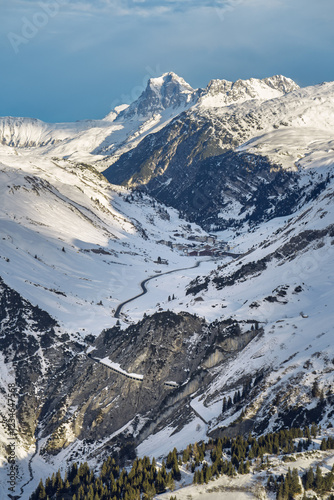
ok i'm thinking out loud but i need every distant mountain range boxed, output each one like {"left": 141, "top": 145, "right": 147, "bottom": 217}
{"left": 2, "top": 72, "right": 333, "bottom": 231}
{"left": 0, "top": 72, "right": 299, "bottom": 166}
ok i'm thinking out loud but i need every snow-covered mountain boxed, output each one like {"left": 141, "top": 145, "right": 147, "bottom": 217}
{"left": 118, "top": 71, "right": 197, "bottom": 117}
{"left": 0, "top": 72, "right": 300, "bottom": 168}
{"left": 105, "top": 79, "right": 334, "bottom": 230}
{"left": 0, "top": 72, "right": 334, "bottom": 498}
{"left": 0, "top": 72, "right": 198, "bottom": 167}
{"left": 197, "top": 74, "right": 299, "bottom": 109}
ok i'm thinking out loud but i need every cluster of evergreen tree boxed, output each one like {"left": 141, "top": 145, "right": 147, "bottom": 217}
{"left": 320, "top": 436, "right": 334, "bottom": 451}
{"left": 30, "top": 424, "right": 324, "bottom": 500}
{"left": 302, "top": 465, "right": 334, "bottom": 496}
{"left": 269, "top": 464, "right": 334, "bottom": 499}
{"left": 192, "top": 441, "right": 249, "bottom": 485}
{"left": 192, "top": 426, "right": 318, "bottom": 485}
{"left": 30, "top": 456, "right": 174, "bottom": 500}
{"left": 165, "top": 448, "right": 181, "bottom": 481}
{"left": 267, "top": 468, "right": 302, "bottom": 499}
{"left": 222, "top": 372, "right": 264, "bottom": 413}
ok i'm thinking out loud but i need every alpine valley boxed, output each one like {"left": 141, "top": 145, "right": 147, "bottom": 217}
{"left": 1, "top": 72, "right": 334, "bottom": 499}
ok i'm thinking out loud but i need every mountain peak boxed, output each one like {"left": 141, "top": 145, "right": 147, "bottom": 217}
{"left": 199, "top": 74, "right": 300, "bottom": 109}
{"left": 118, "top": 72, "right": 195, "bottom": 119}
{"left": 262, "top": 74, "right": 300, "bottom": 94}
{"left": 148, "top": 72, "right": 194, "bottom": 92}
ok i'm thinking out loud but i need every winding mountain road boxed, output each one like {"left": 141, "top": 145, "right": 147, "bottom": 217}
{"left": 114, "top": 259, "right": 204, "bottom": 318}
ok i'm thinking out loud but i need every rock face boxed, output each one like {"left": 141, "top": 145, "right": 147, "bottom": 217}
{"left": 0, "top": 292, "right": 259, "bottom": 460}
{"left": 38, "top": 312, "right": 260, "bottom": 456}
{"left": 103, "top": 74, "right": 302, "bottom": 192}
{"left": 0, "top": 277, "right": 78, "bottom": 448}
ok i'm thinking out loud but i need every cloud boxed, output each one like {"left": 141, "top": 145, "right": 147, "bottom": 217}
{"left": 1, "top": 0, "right": 248, "bottom": 30}
{"left": 22, "top": 0, "right": 248, "bottom": 17}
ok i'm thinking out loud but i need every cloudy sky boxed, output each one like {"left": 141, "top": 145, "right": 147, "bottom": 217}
{"left": 1, "top": 0, "right": 333, "bottom": 122}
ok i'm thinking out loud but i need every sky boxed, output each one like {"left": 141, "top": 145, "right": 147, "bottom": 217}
{"left": 1, "top": 0, "right": 334, "bottom": 122}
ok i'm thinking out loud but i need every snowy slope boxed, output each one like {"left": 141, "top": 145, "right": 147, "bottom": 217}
{"left": 0, "top": 146, "right": 208, "bottom": 336}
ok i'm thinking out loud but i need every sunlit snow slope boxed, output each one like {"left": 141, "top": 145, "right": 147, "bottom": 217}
{"left": 0, "top": 145, "right": 206, "bottom": 336}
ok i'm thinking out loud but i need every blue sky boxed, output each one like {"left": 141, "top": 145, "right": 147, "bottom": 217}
{"left": 1, "top": 0, "right": 333, "bottom": 122}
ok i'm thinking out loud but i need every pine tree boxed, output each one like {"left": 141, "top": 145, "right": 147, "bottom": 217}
{"left": 238, "top": 461, "right": 244, "bottom": 474}
{"left": 182, "top": 447, "right": 190, "bottom": 463}
{"left": 193, "top": 442, "right": 200, "bottom": 464}
{"left": 77, "top": 485, "right": 85, "bottom": 499}
{"left": 283, "top": 477, "right": 290, "bottom": 500}
{"left": 304, "top": 426, "right": 311, "bottom": 439}
{"left": 36, "top": 479, "right": 47, "bottom": 499}
{"left": 199, "top": 469, "right": 204, "bottom": 484}
{"left": 72, "top": 474, "right": 80, "bottom": 490}
{"left": 155, "top": 470, "right": 166, "bottom": 494}
{"left": 277, "top": 481, "right": 284, "bottom": 500}
{"left": 167, "top": 448, "right": 177, "bottom": 469}
{"left": 55, "top": 469, "right": 63, "bottom": 492}
{"left": 320, "top": 438, "right": 327, "bottom": 450}
{"left": 310, "top": 423, "right": 318, "bottom": 438}
{"left": 204, "top": 465, "right": 212, "bottom": 483}
{"left": 323, "top": 469, "right": 334, "bottom": 492}
{"left": 315, "top": 465, "right": 324, "bottom": 493}
{"left": 166, "top": 471, "right": 175, "bottom": 492}
{"left": 172, "top": 458, "right": 181, "bottom": 482}
{"left": 273, "top": 435, "right": 280, "bottom": 454}
{"left": 290, "top": 468, "right": 302, "bottom": 496}
{"left": 304, "top": 467, "right": 314, "bottom": 490}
